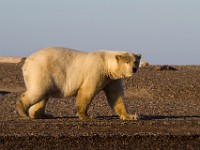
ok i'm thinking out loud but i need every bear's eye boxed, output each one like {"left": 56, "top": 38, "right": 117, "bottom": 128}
{"left": 126, "top": 61, "right": 130, "bottom": 64}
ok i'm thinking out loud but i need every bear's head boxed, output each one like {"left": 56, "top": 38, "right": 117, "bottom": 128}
{"left": 107, "top": 52, "right": 141, "bottom": 80}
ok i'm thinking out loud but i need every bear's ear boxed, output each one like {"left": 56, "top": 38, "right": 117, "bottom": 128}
{"left": 115, "top": 55, "right": 122, "bottom": 61}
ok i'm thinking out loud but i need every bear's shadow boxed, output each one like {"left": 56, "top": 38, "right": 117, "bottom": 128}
{"left": 54, "top": 115, "right": 200, "bottom": 120}
{"left": 55, "top": 115, "right": 119, "bottom": 120}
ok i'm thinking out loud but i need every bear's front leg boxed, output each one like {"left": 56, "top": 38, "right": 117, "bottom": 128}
{"left": 104, "top": 80, "right": 139, "bottom": 120}
{"left": 76, "top": 88, "right": 94, "bottom": 121}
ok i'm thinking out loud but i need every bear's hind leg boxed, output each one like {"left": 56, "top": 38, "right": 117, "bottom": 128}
{"left": 17, "top": 92, "right": 30, "bottom": 118}
{"left": 17, "top": 89, "right": 50, "bottom": 119}
{"left": 28, "top": 98, "right": 54, "bottom": 119}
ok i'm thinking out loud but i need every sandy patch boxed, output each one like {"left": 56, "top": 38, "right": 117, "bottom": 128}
{"left": 0, "top": 57, "right": 24, "bottom": 63}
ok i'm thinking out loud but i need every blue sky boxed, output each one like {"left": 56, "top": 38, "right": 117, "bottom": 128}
{"left": 0, "top": 0, "right": 200, "bottom": 64}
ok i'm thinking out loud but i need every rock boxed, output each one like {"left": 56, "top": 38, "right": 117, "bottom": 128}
{"left": 157, "top": 65, "right": 177, "bottom": 71}
{"left": 139, "top": 61, "right": 149, "bottom": 68}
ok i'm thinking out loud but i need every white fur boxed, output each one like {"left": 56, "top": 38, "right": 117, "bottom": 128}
{"left": 18, "top": 47, "right": 141, "bottom": 120}
{"left": 23, "top": 48, "right": 132, "bottom": 98}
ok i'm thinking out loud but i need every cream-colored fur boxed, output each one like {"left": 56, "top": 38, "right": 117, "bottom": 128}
{"left": 17, "top": 47, "right": 141, "bottom": 120}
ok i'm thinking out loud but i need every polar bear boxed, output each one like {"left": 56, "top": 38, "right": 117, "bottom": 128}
{"left": 17, "top": 47, "right": 141, "bottom": 120}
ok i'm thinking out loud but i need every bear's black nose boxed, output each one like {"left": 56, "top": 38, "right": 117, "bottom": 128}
{"left": 133, "top": 68, "right": 137, "bottom": 73}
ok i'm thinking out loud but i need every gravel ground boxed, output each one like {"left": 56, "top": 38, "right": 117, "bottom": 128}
{"left": 0, "top": 62, "right": 200, "bottom": 149}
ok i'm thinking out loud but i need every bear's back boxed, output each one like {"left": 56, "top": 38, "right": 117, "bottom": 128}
{"left": 28, "top": 47, "right": 85, "bottom": 63}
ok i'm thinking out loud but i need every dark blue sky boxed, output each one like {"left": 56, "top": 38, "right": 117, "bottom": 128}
{"left": 0, "top": 0, "right": 200, "bottom": 64}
